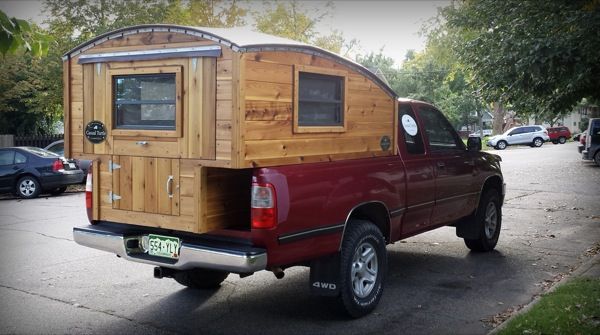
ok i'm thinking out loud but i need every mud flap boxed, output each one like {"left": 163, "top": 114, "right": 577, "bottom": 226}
{"left": 309, "top": 253, "right": 341, "bottom": 297}
{"left": 455, "top": 216, "right": 479, "bottom": 239}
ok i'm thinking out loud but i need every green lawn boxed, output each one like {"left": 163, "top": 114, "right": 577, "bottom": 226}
{"left": 497, "top": 277, "right": 600, "bottom": 335}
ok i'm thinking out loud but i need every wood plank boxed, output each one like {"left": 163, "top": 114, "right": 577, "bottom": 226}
{"left": 101, "top": 208, "right": 195, "bottom": 233}
{"left": 217, "top": 59, "right": 232, "bottom": 78}
{"left": 131, "top": 156, "right": 145, "bottom": 212}
{"left": 245, "top": 60, "right": 292, "bottom": 84}
{"left": 202, "top": 58, "right": 217, "bottom": 159}
{"left": 180, "top": 196, "right": 195, "bottom": 217}
{"left": 71, "top": 136, "right": 83, "bottom": 155}
{"left": 231, "top": 52, "right": 243, "bottom": 166}
{"left": 112, "top": 139, "right": 181, "bottom": 158}
{"left": 70, "top": 83, "right": 83, "bottom": 102}
{"left": 156, "top": 158, "right": 172, "bottom": 215}
{"left": 216, "top": 79, "right": 232, "bottom": 100}
{"left": 216, "top": 100, "right": 232, "bottom": 121}
{"left": 107, "top": 58, "right": 187, "bottom": 70}
{"left": 179, "top": 177, "right": 194, "bottom": 197}
{"left": 111, "top": 156, "right": 121, "bottom": 210}
{"left": 216, "top": 121, "right": 232, "bottom": 140}
{"left": 245, "top": 101, "right": 292, "bottom": 121}
{"left": 83, "top": 64, "right": 94, "bottom": 154}
{"left": 216, "top": 140, "right": 232, "bottom": 161}
{"left": 244, "top": 136, "right": 391, "bottom": 160}
{"left": 187, "top": 57, "right": 203, "bottom": 158}
{"left": 119, "top": 156, "right": 133, "bottom": 211}
{"left": 144, "top": 158, "right": 158, "bottom": 214}
{"left": 245, "top": 150, "right": 392, "bottom": 168}
{"left": 245, "top": 81, "right": 292, "bottom": 102}
{"left": 171, "top": 159, "right": 180, "bottom": 216}
{"left": 243, "top": 120, "right": 393, "bottom": 141}
{"left": 93, "top": 63, "right": 107, "bottom": 154}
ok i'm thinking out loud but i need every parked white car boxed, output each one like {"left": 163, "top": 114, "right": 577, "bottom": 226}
{"left": 469, "top": 129, "right": 493, "bottom": 137}
{"left": 486, "top": 125, "right": 549, "bottom": 150}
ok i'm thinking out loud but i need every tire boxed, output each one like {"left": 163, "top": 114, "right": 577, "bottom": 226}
{"left": 558, "top": 137, "right": 567, "bottom": 144}
{"left": 464, "top": 189, "right": 502, "bottom": 252}
{"left": 338, "top": 220, "right": 387, "bottom": 318}
{"left": 173, "top": 268, "right": 229, "bottom": 289}
{"left": 533, "top": 137, "right": 544, "bottom": 147}
{"left": 16, "top": 176, "right": 41, "bottom": 199}
{"left": 495, "top": 140, "right": 507, "bottom": 150}
{"left": 594, "top": 151, "right": 600, "bottom": 167}
{"left": 50, "top": 186, "right": 67, "bottom": 195}
{"left": 551, "top": 140, "right": 558, "bottom": 145}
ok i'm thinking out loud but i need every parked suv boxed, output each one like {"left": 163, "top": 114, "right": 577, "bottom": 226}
{"left": 547, "top": 126, "right": 571, "bottom": 144}
{"left": 582, "top": 118, "right": 600, "bottom": 166}
{"left": 486, "top": 125, "right": 549, "bottom": 150}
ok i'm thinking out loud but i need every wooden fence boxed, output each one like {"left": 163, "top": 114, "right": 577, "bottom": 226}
{"left": 0, "top": 134, "right": 64, "bottom": 148}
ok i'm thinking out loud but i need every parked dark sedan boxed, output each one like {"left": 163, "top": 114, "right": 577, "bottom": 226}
{"left": 44, "top": 140, "right": 91, "bottom": 176}
{"left": 0, "top": 147, "right": 84, "bottom": 199}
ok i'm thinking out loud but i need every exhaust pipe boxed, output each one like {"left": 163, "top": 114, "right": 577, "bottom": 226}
{"left": 154, "top": 266, "right": 177, "bottom": 279}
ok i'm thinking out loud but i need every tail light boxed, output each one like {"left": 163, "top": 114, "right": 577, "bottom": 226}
{"left": 52, "top": 159, "right": 63, "bottom": 172}
{"left": 85, "top": 162, "right": 93, "bottom": 223}
{"left": 581, "top": 134, "right": 586, "bottom": 145}
{"left": 251, "top": 183, "right": 277, "bottom": 229}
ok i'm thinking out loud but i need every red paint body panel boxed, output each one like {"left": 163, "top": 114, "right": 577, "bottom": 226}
{"left": 235, "top": 100, "right": 503, "bottom": 268}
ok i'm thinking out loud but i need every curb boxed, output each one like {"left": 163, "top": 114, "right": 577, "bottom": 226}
{"left": 487, "top": 252, "right": 600, "bottom": 335}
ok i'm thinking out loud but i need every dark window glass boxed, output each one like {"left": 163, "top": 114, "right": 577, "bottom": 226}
{"left": 298, "top": 72, "right": 343, "bottom": 126}
{"left": 113, "top": 74, "right": 176, "bottom": 130}
{"left": 399, "top": 104, "right": 425, "bottom": 155}
{"left": 419, "top": 106, "right": 462, "bottom": 151}
{"left": 0, "top": 150, "right": 15, "bottom": 165}
{"left": 15, "top": 152, "right": 27, "bottom": 164}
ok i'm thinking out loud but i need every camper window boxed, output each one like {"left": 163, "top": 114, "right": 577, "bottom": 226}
{"left": 294, "top": 65, "right": 347, "bottom": 133}
{"left": 113, "top": 74, "right": 176, "bottom": 130}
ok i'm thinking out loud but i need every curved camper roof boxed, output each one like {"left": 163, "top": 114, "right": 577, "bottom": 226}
{"left": 64, "top": 24, "right": 397, "bottom": 98}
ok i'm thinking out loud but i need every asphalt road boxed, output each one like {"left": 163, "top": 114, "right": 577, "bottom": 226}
{"left": 1, "top": 141, "right": 599, "bottom": 335}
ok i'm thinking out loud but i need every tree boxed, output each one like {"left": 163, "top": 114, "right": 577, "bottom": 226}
{"left": 442, "top": 0, "right": 600, "bottom": 121}
{"left": 253, "top": 1, "right": 358, "bottom": 55}
{"left": 0, "top": 10, "right": 50, "bottom": 57}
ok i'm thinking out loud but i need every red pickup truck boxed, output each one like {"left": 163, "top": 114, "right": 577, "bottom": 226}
{"left": 74, "top": 99, "right": 504, "bottom": 317}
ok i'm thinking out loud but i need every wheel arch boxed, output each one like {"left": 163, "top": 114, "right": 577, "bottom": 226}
{"left": 339, "top": 201, "right": 391, "bottom": 250}
{"left": 480, "top": 175, "right": 504, "bottom": 205}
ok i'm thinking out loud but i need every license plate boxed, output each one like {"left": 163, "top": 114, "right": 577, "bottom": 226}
{"left": 148, "top": 234, "right": 180, "bottom": 259}
{"left": 68, "top": 163, "right": 76, "bottom": 169}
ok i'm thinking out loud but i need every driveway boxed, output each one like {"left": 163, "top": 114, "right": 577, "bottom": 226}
{"left": 0, "top": 141, "right": 598, "bottom": 334}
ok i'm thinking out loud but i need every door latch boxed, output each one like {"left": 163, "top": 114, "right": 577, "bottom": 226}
{"left": 108, "top": 191, "right": 121, "bottom": 202}
{"left": 108, "top": 160, "right": 121, "bottom": 173}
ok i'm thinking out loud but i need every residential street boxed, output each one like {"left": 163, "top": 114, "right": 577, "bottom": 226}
{"left": 0, "top": 141, "right": 598, "bottom": 335}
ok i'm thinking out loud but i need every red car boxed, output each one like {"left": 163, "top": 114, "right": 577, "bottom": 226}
{"left": 547, "top": 126, "right": 571, "bottom": 144}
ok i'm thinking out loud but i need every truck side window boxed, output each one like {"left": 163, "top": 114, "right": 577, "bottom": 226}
{"left": 399, "top": 104, "right": 425, "bottom": 154}
{"left": 418, "top": 106, "right": 463, "bottom": 151}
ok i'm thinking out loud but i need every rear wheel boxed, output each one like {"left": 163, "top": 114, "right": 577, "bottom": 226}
{"left": 16, "top": 176, "right": 41, "bottom": 199}
{"left": 495, "top": 140, "right": 507, "bottom": 150}
{"left": 594, "top": 151, "right": 600, "bottom": 167}
{"left": 173, "top": 268, "right": 229, "bottom": 289}
{"left": 464, "top": 189, "right": 502, "bottom": 252}
{"left": 338, "top": 220, "right": 387, "bottom": 318}
{"left": 558, "top": 136, "right": 567, "bottom": 144}
{"left": 533, "top": 137, "right": 544, "bottom": 147}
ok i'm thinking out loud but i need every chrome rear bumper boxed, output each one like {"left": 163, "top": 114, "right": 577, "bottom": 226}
{"left": 73, "top": 224, "right": 267, "bottom": 273}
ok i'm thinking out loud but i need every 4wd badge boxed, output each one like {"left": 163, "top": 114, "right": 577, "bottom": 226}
{"left": 85, "top": 121, "right": 107, "bottom": 144}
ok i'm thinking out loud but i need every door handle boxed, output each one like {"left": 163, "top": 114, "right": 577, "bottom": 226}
{"left": 136, "top": 141, "right": 148, "bottom": 146}
{"left": 463, "top": 160, "right": 475, "bottom": 166}
{"left": 166, "top": 175, "right": 174, "bottom": 199}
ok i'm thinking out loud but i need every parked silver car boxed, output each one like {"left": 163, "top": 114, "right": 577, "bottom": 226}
{"left": 486, "top": 125, "right": 549, "bottom": 150}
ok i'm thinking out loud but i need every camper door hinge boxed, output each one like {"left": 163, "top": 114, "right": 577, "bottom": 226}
{"left": 108, "top": 191, "right": 121, "bottom": 202}
{"left": 108, "top": 160, "right": 121, "bottom": 173}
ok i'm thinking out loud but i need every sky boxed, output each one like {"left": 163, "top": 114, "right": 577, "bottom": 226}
{"left": 0, "top": 0, "right": 449, "bottom": 66}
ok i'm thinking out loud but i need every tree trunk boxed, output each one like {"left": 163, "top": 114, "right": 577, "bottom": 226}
{"left": 492, "top": 101, "right": 505, "bottom": 135}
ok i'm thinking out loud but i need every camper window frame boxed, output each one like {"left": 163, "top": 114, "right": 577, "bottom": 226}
{"left": 294, "top": 65, "right": 348, "bottom": 133}
{"left": 109, "top": 66, "right": 183, "bottom": 138}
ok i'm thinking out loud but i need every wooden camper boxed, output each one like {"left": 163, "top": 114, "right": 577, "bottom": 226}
{"left": 63, "top": 25, "right": 398, "bottom": 233}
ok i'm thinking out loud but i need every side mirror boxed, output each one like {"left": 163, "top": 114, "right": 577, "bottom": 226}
{"left": 467, "top": 136, "right": 482, "bottom": 151}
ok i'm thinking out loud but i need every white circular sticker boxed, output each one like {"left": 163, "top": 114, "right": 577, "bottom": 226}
{"left": 401, "top": 115, "right": 418, "bottom": 136}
